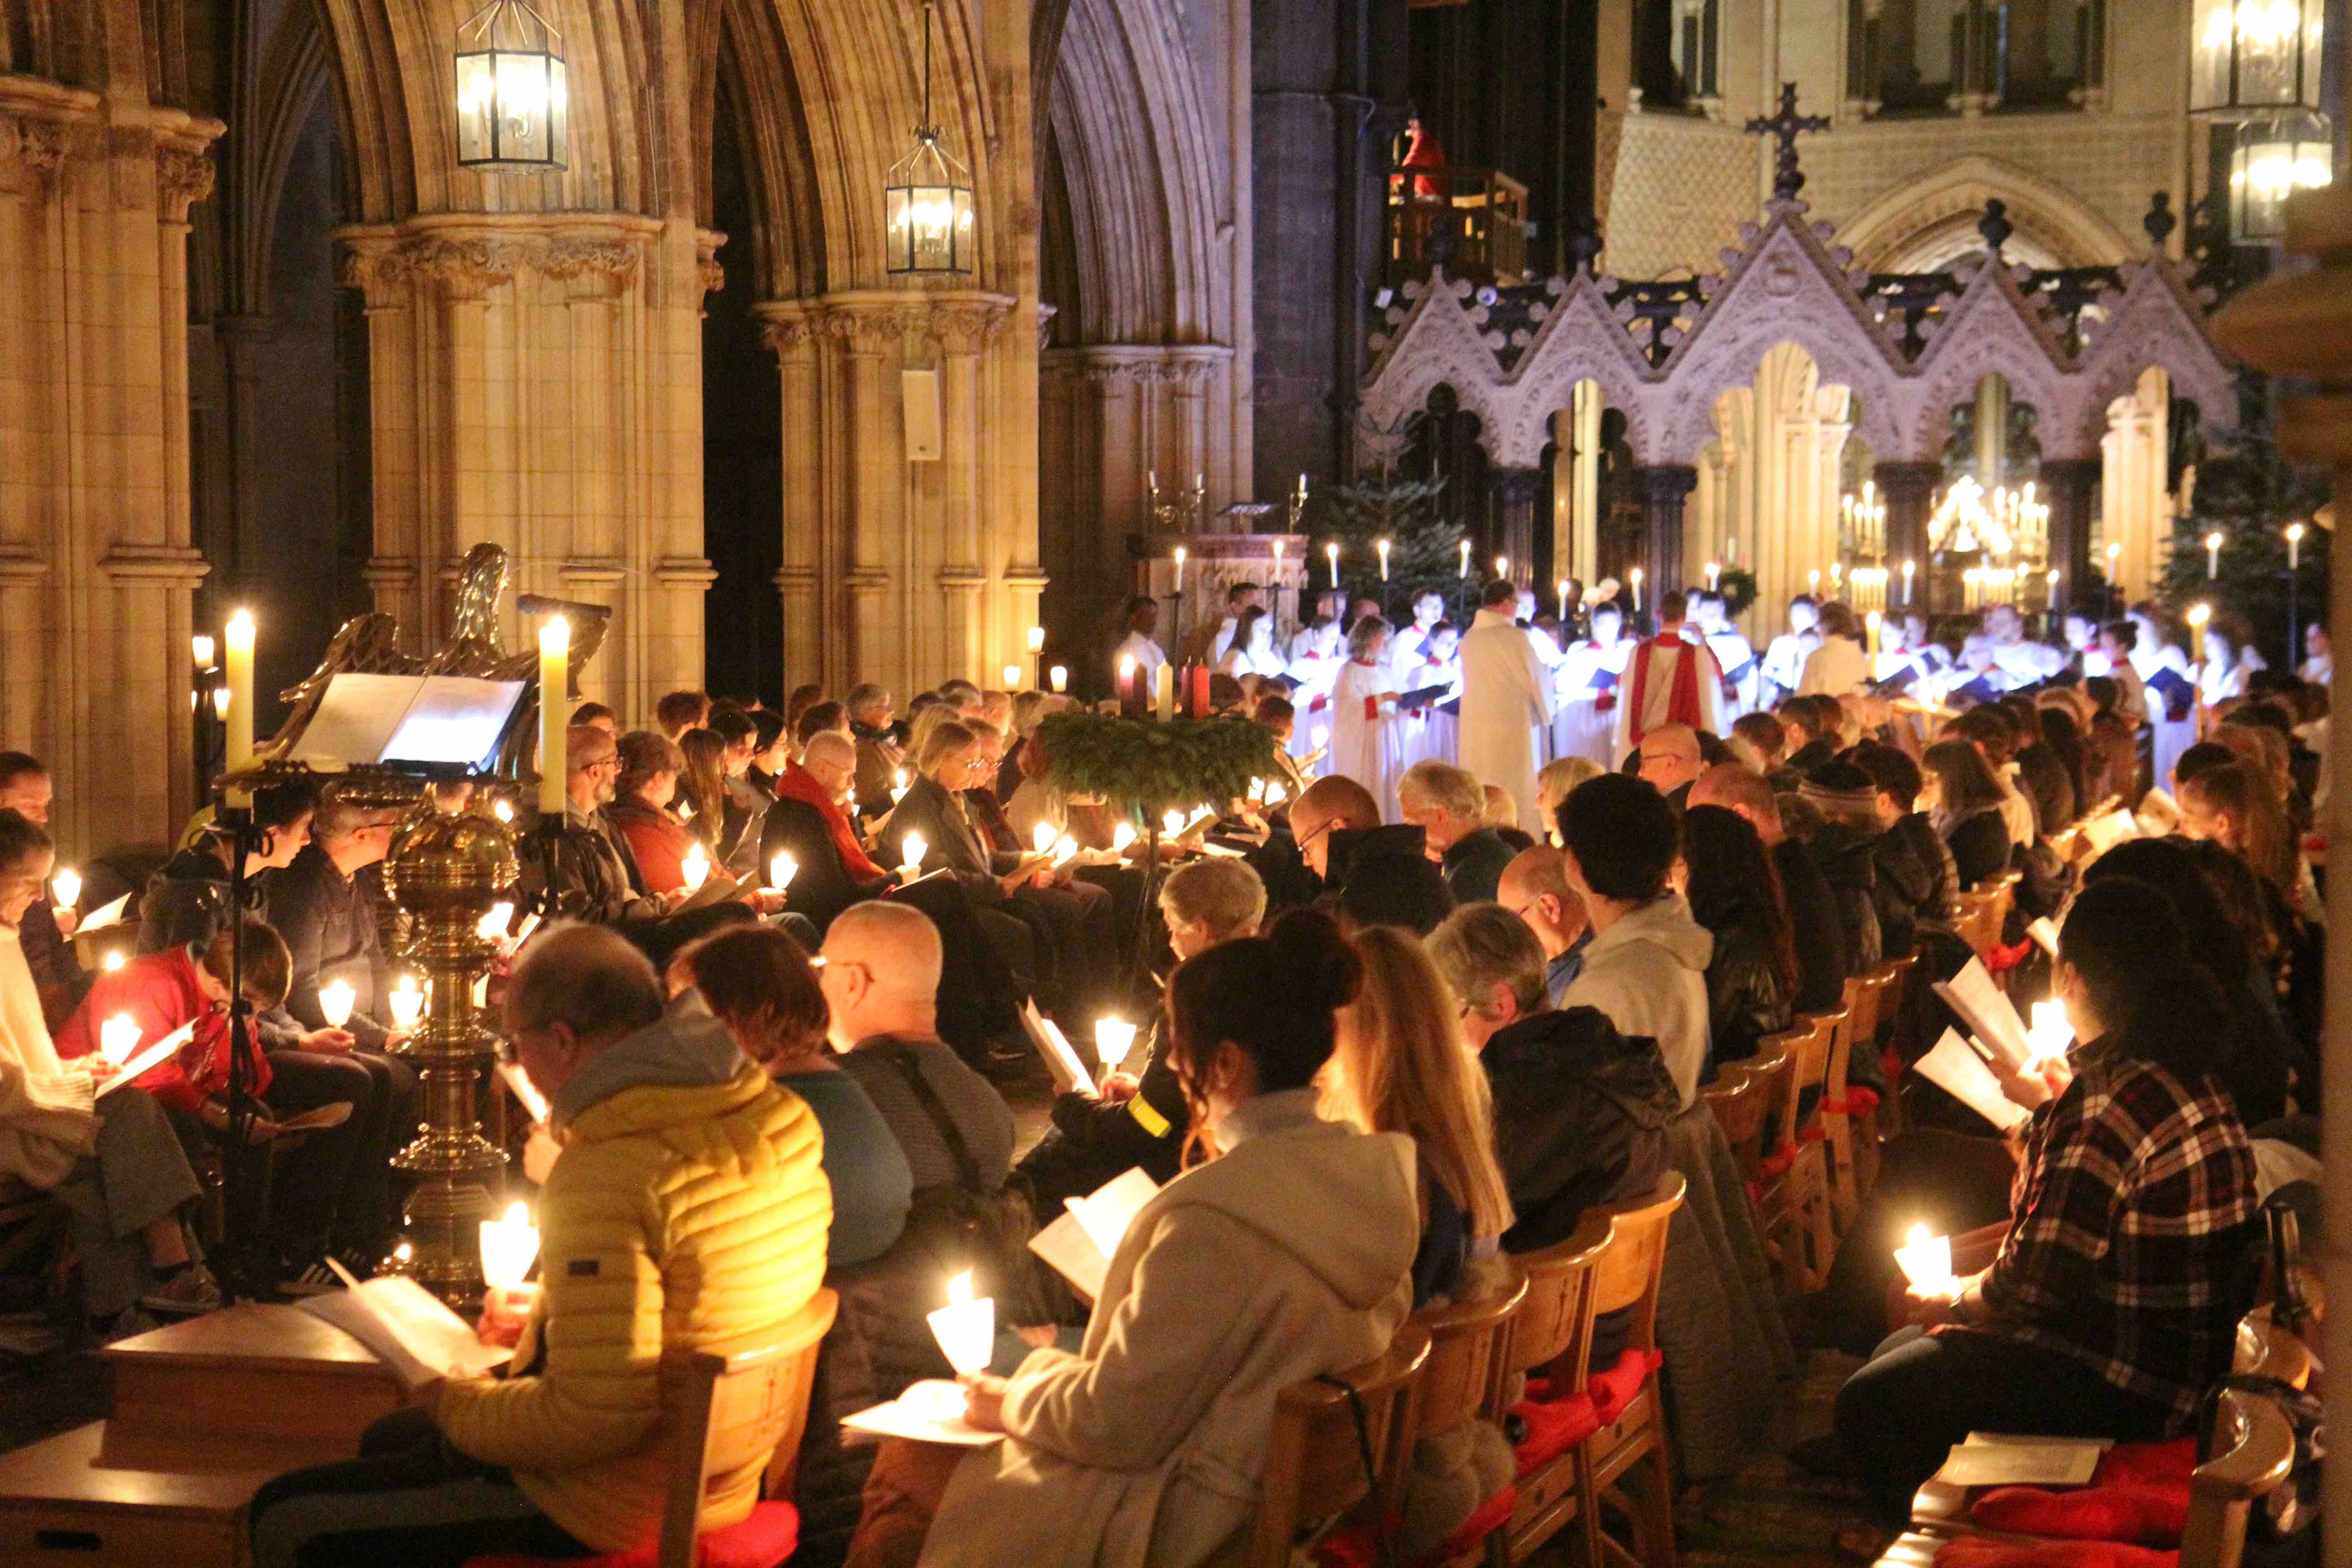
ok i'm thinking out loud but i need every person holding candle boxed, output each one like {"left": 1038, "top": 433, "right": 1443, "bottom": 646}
{"left": 0, "top": 752, "right": 83, "bottom": 1007}
{"left": 1831, "top": 877, "right": 2259, "bottom": 1512}
{"left": 0, "top": 809, "right": 216, "bottom": 1331}
{"left": 250, "top": 925, "right": 831, "bottom": 1568}
{"left": 845, "top": 905, "right": 1417, "bottom": 1568}
{"left": 605, "top": 731, "right": 709, "bottom": 897}
{"left": 765, "top": 730, "right": 900, "bottom": 929}
{"left": 848, "top": 684, "right": 910, "bottom": 819}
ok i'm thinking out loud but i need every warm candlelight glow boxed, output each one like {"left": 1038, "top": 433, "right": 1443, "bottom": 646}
{"left": 1377, "top": 539, "right": 1390, "bottom": 581}
{"left": 1096, "top": 1016, "right": 1139, "bottom": 1066}
{"left": 2028, "top": 999, "right": 2073, "bottom": 1065}
{"left": 927, "top": 1269, "right": 995, "bottom": 1377}
{"left": 1459, "top": 540, "right": 1471, "bottom": 578}
{"left": 1326, "top": 541, "right": 1341, "bottom": 587}
{"left": 102, "top": 951, "right": 124, "bottom": 971}
{"left": 1495, "top": 555, "right": 1509, "bottom": 580}
{"left": 212, "top": 686, "right": 232, "bottom": 721}
{"left": 477, "top": 901, "right": 514, "bottom": 941}
{"left": 1163, "top": 809, "right": 1185, "bottom": 837}
{"left": 492, "top": 798, "right": 514, "bottom": 823}
{"left": 1704, "top": 561, "right": 1720, "bottom": 591}
{"left": 900, "top": 833, "right": 928, "bottom": 875}
{"left": 770, "top": 852, "right": 797, "bottom": 891}
{"left": 1629, "top": 566, "right": 1644, "bottom": 613}
{"left": 479, "top": 1199, "right": 540, "bottom": 1292}
{"left": 1894, "top": 1223, "right": 1954, "bottom": 1291}
{"left": 1049, "top": 664, "right": 1068, "bottom": 693}
{"left": 538, "top": 616, "right": 571, "bottom": 817}
{"left": 318, "top": 980, "right": 356, "bottom": 1029}
{"left": 1034, "top": 823, "right": 1056, "bottom": 855}
{"left": 99, "top": 1014, "right": 141, "bottom": 1068}
{"left": 1111, "top": 821, "right": 1137, "bottom": 853}
{"left": 1173, "top": 545, "right": 1187, "bottom": 591}
{"left": 388, "top": 975, "right": 424, "bottom": 1031}
{"left": 1003, "top": 664, "right": 1022, "bottom": 689}
{"left": 191, "top": 633, "right": 216, "bottom": 668}
{"left": 223, "top": 609, "right": 256, "bottom": 780}
{"left": 681, "top": 843, "right": 710, "bottom": 892}
{"left": 2288, "top": 521, "right": 2306, "bottom": 569}
{"left": 1026, "top": 625, "right": 1045, "bottom": 653}
{"left": 50, "top": 868, "right": 78, "bottom": 912}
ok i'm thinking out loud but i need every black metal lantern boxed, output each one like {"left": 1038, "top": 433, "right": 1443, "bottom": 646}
{"left": 456, "top": 0, "right": 569, "bottom": 172}
{"left": 2231, "top": 113, "right": 2333, "bottom": 240}
{"left": 2190, "top": 0, "right": 2323, "bottom": 120}
{"left": 884, "top": 1, "right": 974, "bottom": 274}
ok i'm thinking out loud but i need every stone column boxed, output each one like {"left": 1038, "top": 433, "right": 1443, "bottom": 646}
{"left": 1635, "top": 466, "right": 1696, "bottom": 605}
{"left": 936, "top": 300, "right": 1013, "bottom": 685}
{"left": 1873, "top": 461, "right": 1943, "bottom": 617}
{"left": 2038, "top": 457, "right": 2102, "bottom": 620}
{"left": 1490, "top": 468, "right": 1547, "bottom": 588}
{"left": 757, "top": 306, "right": 824, "bottom": 691}
{"left": 2205, "top": 183, "right": 2352, "bottom": 1541}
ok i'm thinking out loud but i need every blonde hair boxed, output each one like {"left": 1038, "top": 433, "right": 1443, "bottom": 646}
{"left": 1400, "top": 760, "right": 1486, "bottom": 823}
{"left": 915, "top": 718, "right": 979, "bottom": 778}
{"left": 1481, "top": 784, "right": 1520, "bottom": 829}
{"left": 1159, "top": 858, "right": 1267, "bottom": 941}
{"left": 1536, "top": 757, "right": 1604, "bottom": 831}
{"left": 1323, "top": 925, "right": 1514, "bottom": 1242}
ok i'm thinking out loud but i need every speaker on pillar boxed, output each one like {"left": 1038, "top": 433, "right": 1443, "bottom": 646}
{"left": 902, "top": 369, "right": 942, "bottom": 462}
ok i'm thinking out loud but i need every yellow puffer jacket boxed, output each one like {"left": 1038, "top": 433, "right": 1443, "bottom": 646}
{"left": 437, "top": 1058, "right": 831, "bottom": 1551}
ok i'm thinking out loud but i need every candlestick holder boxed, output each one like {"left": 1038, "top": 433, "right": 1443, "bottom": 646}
{"left": 380, "top": 802, "right": 520, "bottom": 1312}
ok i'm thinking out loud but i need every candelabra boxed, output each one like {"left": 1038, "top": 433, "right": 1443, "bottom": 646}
{"left": 382, "top": 802, "right": 520, "bottom": 1310}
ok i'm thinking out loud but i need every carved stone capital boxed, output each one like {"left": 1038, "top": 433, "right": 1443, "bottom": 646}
{"left": 336, "top": 215, "right": 659, "bottom": 303}
{"left": 156, "top": 147, "right": 216, "bottom": 216}
{"left": 820, "top": 304, "right": 923, "bottom": 355}
{"left": 696, "top": 228, "right": 728, "bottom": 299}
{"left": 932, "top": 299, "right": 1012, "bottom": 355}
{"left": 757, "top": 310, "right": 818, "bottom": 354}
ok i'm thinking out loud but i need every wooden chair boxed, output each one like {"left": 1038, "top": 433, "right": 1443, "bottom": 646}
{"left": 1246, "top": 1323, "right": 1431, "bottom": 1567}
{"left": 2179, "top": 1387, "right": 2301, "bottom": 1568}
{"left": 2233, "top": 1303, "right": 2319, "bottom": 1390}
{"left": 1495, "top": 1212, "right": 1613, "bottom": 1566}
{"left": 1824, "top": 970, "right": 1898, "bottom": 1233}
{"left": 464, "top": 1289, "right": 837, "bottom": 1568}
{"left": 1571, "top": 1173, "right": 1687, "bottom": 1568}
{"left": 1700, "top": 1057, "right": 1771, "bottom": 1185}
{"left": 1408, "top": 1263, "right": 1530, "bottom": 1566}
{"left": 1771, "top": 1009, "right": 1842, "bottom": 1292}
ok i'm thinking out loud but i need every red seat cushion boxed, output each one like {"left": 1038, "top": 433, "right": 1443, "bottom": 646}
{"left": 464, "top": 1500, "right": 800, "bottom": 1568}
{"left": 1309, "top": 1486, "right": 1518, "bottom": 1568}
{"left": 1932, "top": 1538, "right": 2178, "bottom": 1568}
{"left": 1584, "top": 1348, "right": 1662, "bottom": 1425}
{"left": 1757, "top": 1143, "right": 1797, "bottom": 1181}
{"left": 1985, "top": 939, "right": 2034, "bottom": 974}
{"left": 1970, "top": 1483, "right": 2189, "bottom": 1548}
{"left": 1820, "top": 1088, "right": 1881, "bottom": 1119}
{"left": 1507, "top": 1347, "right": 1662, "bottom": 1474}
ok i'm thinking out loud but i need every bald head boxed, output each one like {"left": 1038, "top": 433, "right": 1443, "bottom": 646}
{"left": 821, "top": 901, "right": 944, "bottom": 1049}
{"left": 802, "top": 730, "right": 855, "bottom": 770}
{"left": 1636, "top": 723, "right": 1703, "bottom": 793}
{"left": 1496, "top": 845, "right": 1588, "bottom": 960}
{"left": 1292, "top": 774, "right": 1381, "bottom": 879}
{"left": 1688, "top": 761, "right": 1784, "bottom": 845}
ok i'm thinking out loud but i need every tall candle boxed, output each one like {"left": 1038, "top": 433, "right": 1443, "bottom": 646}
{"left": 2188, "top": 602, "right": 2211, "bottom": 670}
{"left": 223, "top": 609, "right": 255, "bottom": 777}
{"left": 1902, "top": 559, "right": 1916, "bottom": 605}
{"left": 1154, "top": 662, "right": 1174, "bottom": 721}
{"left": 539, "top": 616, "right": 570, "bottom": 816}
{"left": 1557, "top": 579, "right": 1571, "bottom": 619}
{"left": 1173, "top": 545, "right": 1186, "bottom": 591}
{"left": 1865, "top": 609, "right": 1881, "bottom": 658}
{"left": 2205, "top": 531, "right": 2223, "bottom": 579}
{"left": 1630, "top": 566, "right": 1644, "bottom": 613}
{"left": 1272, "top": 538, "right": 1285, "bottom": 578}
{"left": 1377, "top": 539, "right": 1390, "bottom": 581}
{"left": 1118, "top": 653, "right": 1137, "bottom": 717}
{"left": 2288, "top": 522, "right": 2305, "bottom": 570}
{"left": 1459, "top": 540, "right": 1470, "bottom": 579}
{"left": 1326, "top": 541, "right": 1340, "bottom": 588}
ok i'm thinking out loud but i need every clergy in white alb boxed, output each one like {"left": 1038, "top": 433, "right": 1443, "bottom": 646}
{"left": 1459, "top": 582, "right": 1556, "bottom": 831}
{"left": 1612, "top": 592, "right": 1725, "bottom": 765}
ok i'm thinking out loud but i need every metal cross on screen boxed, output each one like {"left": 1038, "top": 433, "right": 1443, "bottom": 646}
{"left": 1744, "top": 82, "right": 1831, "bottom": 201}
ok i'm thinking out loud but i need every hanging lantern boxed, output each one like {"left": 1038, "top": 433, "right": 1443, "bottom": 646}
{"left": 2231, "top": 113, "right": 2333, "bottom": 240}
{"left": 884, "top": 1, "right": 974, "bottom": 274}
{"left": 455, "top": 0, "right": 569, "bottom": 172}
{"left": 2191, "top": 0, "right": 2323, "bottom": 120}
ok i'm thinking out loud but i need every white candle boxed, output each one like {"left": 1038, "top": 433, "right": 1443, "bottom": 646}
{"left": 98, "top": 1014, "right": 141, "bottom": 1068}
{"left": 1557, "top": 579, "right": 1570, "bottom": 619}
{"left": 927, "top": 1270, "right": 995, "bottom": 1377}
{"left": 1630, "top": 566, "right": 1644, "bottom": 613}
{"left": 50, "top": 868, "right": 78, "bottom": 913}
{"left": 224, "top": 609, "right": 255, "bottom": 780}
{"left": 1704, "top": 561, "right": 1720, "bottom": 592}
{"left": 476, "top": 901, "right": 514, "bottom": 941}
{"left": 1003, "top": 664, "right": 1023, "bottom": 690}
{"left": 478, "top": 1200, "right": 540, "bottom": 1291}
{"left": 1096, "top": 1016, "right": 1138, "bottom": 1068}
{"left": 770, "top": 852, "right": 797, "bottom": 891}
{"left": 1459, "top": 540, "right": 1470, "bottom": 579}
{"left": 1377, "top": 539, "right": 1390, "bottom": 581}
{"left": 1111, "top": 821, "right": 1137, "bottom": 853}
{"left": 2288, "top": 522, "right": 2305, "bottom": 570}
{"left": 1154, "top": 663, "right": 1173, "bottom": 721}
{"left": 388, "top": 975, "right": 424, "bottom": 1030}
{"left": 680, "top": 843, "right": 710, "bottom": 893}
{"left": 1894, "top": 1223, "right": 1954, "bottom": 1291}
{"left": 1027, "top": 625, "right": 1045, "bottom": 654}
{"left": 1903, "top": 559, "right": 1916, "bottom": 604}
{"left": 1033, "top": 823, "right": 1056, "bottom": 855}
{"left": 1865, "top": 609, "right": 1882, "bottom": 657}
{"left": 1163, "top": 809, "right": 1185, "bottom": 838}
{"left": 1326, "top": 542, "right": 1341, "bottom": 588}
{"left": 892, "top": 768, "right": 910, "bottom": 803}
{"left": 318, "top": 980, "right": 356, "bottom": 1029}
{"left": 2028, "top": 999, "right": 2073, "bottom": 1066}
{"left": 1173, "top": 545, "right": 1186, "bottom": 591}
{"left": 2188, "top": 601, "right": 2211, "bottom": 668}
{"left": 2205, "top": 531, "right": 2223, "bottom": 579}
{"left": 212, "top": 686, "right": 232, "bottom": 721}
{"left": 539, "top": 616, "right": 570, "bottom": 817}
{"left": 1272, "top": 539, "right": 1284, "bottom": 577}
{"left": 1495, "top": 554, "right": 1509, "bottom": 581}
{"left": 900, "top": 832, "right": 928, "bottom": 878}
{"left": 191, "top": 632, "right": 216, "bottom": 669}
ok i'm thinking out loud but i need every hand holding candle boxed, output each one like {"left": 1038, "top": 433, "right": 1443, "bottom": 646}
{"left": 318, "top": 980, "right": 356, "bottom": 1029}
{"left": 1894, "top": 1222, "right": 1954, "bottom": 1292}
{"left": 50, "top": 868, "right": 78, "bottom": 914}
{"left": 1095, "top": 1015, "right": 1138, "bottom": 1071}
{"left": 928, "top": 1270, "right": 995, "bottom": 1377}
{"left": 771, "top": 853, "right": 797, "bottom": 891}
{"left": 388, "top": 975, "right": 424, "bottom": 1031}
{"left": 98, "top": 1014, "right": 142, "bottom": 1069}
{"left": 899, "top": 833, "right": 928, "bottom": 878}
{"left": 478, "top": 1200, "right": 541, "bottom": 1292}
{"left": 680, "top": 843, "right": 710, "bottom": 893}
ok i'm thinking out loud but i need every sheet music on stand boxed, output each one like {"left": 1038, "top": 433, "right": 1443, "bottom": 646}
{"left": 291, "top": 672, "right": 528, "bottom": 774}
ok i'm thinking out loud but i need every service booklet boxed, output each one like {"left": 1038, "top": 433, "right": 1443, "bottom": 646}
{"left": 1933, "top": 1431, "right": 2108, "bottom": 1489}
{"left": 1017, "top": 999, "right": 1097, "bottom": 1099}
{"left": 295, "top": 1262, "right": 513, "bottom": 1392}
{"left": 1026, "top": 1167, "right": 1159, "bottom": 1303}
{"left": 1913, "top": 1029, "right": 2032, "bottom": 1133}
{"left": 1931, "top": 958, "right": 2034, "bottom": 1074}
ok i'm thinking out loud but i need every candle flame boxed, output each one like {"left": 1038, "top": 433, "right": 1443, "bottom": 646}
{"left": 1905, "top": 1222, "right": 1932, "bottom": 1249}
{"left": 948, "top": 1269, "right": 974, "bottom": 1306}
{"left": 1034, "top": 823, "right": 1056, "bottom": 854}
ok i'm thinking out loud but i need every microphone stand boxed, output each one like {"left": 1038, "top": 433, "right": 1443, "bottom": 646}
{"left": 212, "top": 794, "right": 274, "bottom": 1304}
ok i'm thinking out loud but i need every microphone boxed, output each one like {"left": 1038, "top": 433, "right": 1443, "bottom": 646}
{"left": 515, "top": 593, "right": 612, "bottom": 622}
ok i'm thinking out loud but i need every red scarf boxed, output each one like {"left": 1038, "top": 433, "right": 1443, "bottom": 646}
{"left": 1625, "top": 632, "right": 1702, "bottom": 746}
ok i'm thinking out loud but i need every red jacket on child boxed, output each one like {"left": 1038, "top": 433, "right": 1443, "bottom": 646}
{"left": 53, "top": 946, "right": 263, "bottom": 1114}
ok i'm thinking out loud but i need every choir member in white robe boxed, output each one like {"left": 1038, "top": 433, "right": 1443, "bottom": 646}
{"left": 1215, "top": 606, "right": 1286, "bottom": 680}
{"left": 2300, "top": 624, "right": 2332, "bottom": 687}
{"left": 1284, "top": 619, "right": 1346, "bottom": 776}
{"left": 2130, "top": 612, "right": 2200, "bottom": 794}
{"left": 1983, "top": 605, "right": 2065, "bottom": 688}
{"left": 1208, "top": 583, "right": 1267, "bottom": 665}
{"left": 1551, "top": 602, "right": 1630, "bottom": 769}
{"left": 1332, "top": 617, "right": 1414, "bottom": 821}
{"left": 1401, "top": 623, "right": 1464, "bottom": 765}
{"left": 1611, "top": 591, "right": 1725, "bottom": 764}
{"left": 1760, "top": 595, "right": 1821, "bottom": 705}
{"left": 1388, "top": 590, "right": 1447, "bottom": 668}
{"left": 1797, "top": 601, "right": 1872, "bottom": 697}
{"left": 1693, "top": 591, "right": 1759, "bottom": 717}
{"left": 1460, "top": 583, "right": 1556, "bottom": 830}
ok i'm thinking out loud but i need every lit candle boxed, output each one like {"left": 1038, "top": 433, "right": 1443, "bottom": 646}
{"left": 1118, "top": 653, "right": 1137, "bottom": 713}
{"left": 50, "top": 868, "right": 78, "bottom": 913}
{"left": 680, "top": 843, "right": 710, "bottom": 893}
{"left": 1326, "top": 541, "right": 1341, "bottom": 588}
{"left": 1265, "top": 782, "right": 1287, "bottom": 806}
{"left": 1049, "top": 664, "right": 1068, "bottom": 693}
{"left": 1027, "top": 625, "right": 1045, "bottom": 654}
{"left": 2028, "top": 999, "right": 2073, "bottom": 1066}
{"left": 492, "top": 798, "right": 514, "bottom": 823}
{"left": 1377, "top": 539, "right": 1390, "bottom": 581}
{"left": 2205, "top": 530, "right": 2223, "bottom": 579}
{"left": 318, "top": 980, "right": 356, "bottom": 1029}
{"left": 388, "top": 975, "right": 424, "bottom": 1030}
{"left": 470, "top": 973, "right": 490, "bottom": 1009}
{"left": 1311, "top": 725, "right": 1328, "bottom": 753}
{"left": 1272, "top": 538, "right": 1285, "bottom": 579}
{"left": 1556, "top": 579, "right": 1571, "bottom": 619}
{"left": 1630, "top": 566, "right": 1644, "bottom": 613}
{"left": 770, "top": 852, "right": 797, "bottom": 890}
{"left": 1154, "top": 663, "right": 1173, "bottom": 721}
{"left": 98, "top": 1014, "right": 141, "bottom": 1068}
{"left": 212, "top": 686, "right": 232, "bottom": 721}
{"left": 1902, "top": 559, "right": 1916, "bottom": 605}
{"left": 1173, "top": 545, "right": 1187, "bottom": 591}
{"left": 1163, "top": 809, "right": 1185, "bottom": 838}
{"left": 892, "top": 768, "right": 910, "bottom": 803}
{"left": 1704, "top": 561, "right": 1720, "bottom": 592}
{"left": 927, "top": 1270, "right": 995, "bottom": 1377}
{"left": 101, "top": 951, "right": 124, "bottom": 972}
{"left": 1459, "top": 540, "right": 1471, "bottom": 579}
{"left": 2188, "top": 601, "right": 2212, "bottom": 668}
{"left": 1053, "top": 834, "right": 1079, "bottom": 865}
{"left": 1495, "top": 554, "right": 1509, "bottom": 581}
{"left": 1894, "top": 1223, "right": 1954, "bottom": 1292}
{"left": 2288, "top": 522, "right": 2305, "bottom": 570}
{"left": 1297, "top": 472, "right": 1309, "bottom": 503}
{"left": 1829, "top": 561, "right": 1843, "bottom": 590}
{"left": 1111, "top": 821, "right": 1137, "bottom": 853}
{"left": 1096, "top": 1016, "right": 1139, "bottom": 1068}
{"left": 539, "top": 616, "right": 570, "bottom": 817}
{"left": 1033, "top": 823, "right": 1056, "bottom": 855}
{"left": 223, "top": 608, "right": 255, "bottom": 778}
{"left": 899, "top": 832, "right": 928, "bottom": 878}
{"left": 191, "top": 633, "right": 216, "bottom": 669}
{"left": 478, "top": 1199, "right": 540, "bottom": 1292}
{"left": 1808, "top": 568, "right": 1821, "bottom": 592}
{"left": 1865, "top": 609, "right": 1882, "bottom": 658}
{"left": 477, "top": 901, "right": 514, "bottom": 941}
{"left": 1149, "top": 469, "right": 1158, "bottom": 494}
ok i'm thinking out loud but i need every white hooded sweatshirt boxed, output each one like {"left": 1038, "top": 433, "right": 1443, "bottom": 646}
{"left": 1560, "top": 892, "right": 1715, "bottom": 1108}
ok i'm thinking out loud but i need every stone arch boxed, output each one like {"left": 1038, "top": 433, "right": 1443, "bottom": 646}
{"left": 1043, "top": 0, "right": 1224, "bottom": 345}
{"left": 224, "top": 0, "right": 336, "bottom": 316}
{"left": 1836, "top": 154, "right": 2136, "bottom": 274}
{"left": 1906, "top": 274, "right": 2073, "bottom": 458}
{"left": 695, "top": 0, "right": 825, "bottom": 297}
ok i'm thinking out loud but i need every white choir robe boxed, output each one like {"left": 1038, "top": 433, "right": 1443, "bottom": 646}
{"left": 1333, "top": 658, "right": 1414, "bottom": 822}
{"left": 1459, "top": 608, "right": 1556, "bottom": 830}
{"left": 1705, "top": 630, "right": 1759, "bottom": 718}
{"left": 1552, "top": 637, "right": 1630, "bottom": 769}
{"left": 1401, "top": 651, "right": 1462, "bottom": 765}
{"left": 1285, "top": 651, "right": 1343, "bottom": 776}
{"left": 1991, "top": 639, "right": 2066, "bottom": 688}
{"left": 1209, "top": 615, "right": 1240, "bottom": 665}
{"left": 1385, "top": 632, "right": 1441, "bottom": 767}
{"left": 2136, "top": 644, "right": 2200, "bottom": 794}
{"left": 1611, "top": 635, "right": 1727, "bottom": 764}
{"left": 1760, "top": 631, "right": 1818, "bottom": 702}
{"left": 1798, "top": 634, "right": 1872, "bottom": 697}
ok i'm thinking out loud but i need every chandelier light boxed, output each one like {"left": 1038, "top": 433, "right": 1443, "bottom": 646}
{"left": 455, "top": 0, "right": 569, "bottom": 172}
{"left": 885, "top": 0, "right": 975, "bottom": 275}
{"left": 2231, "top": 113, "right": 2334, "bottom": 240}
{"left": 2191, "top": 0, "right": 2323, "bottom": 121}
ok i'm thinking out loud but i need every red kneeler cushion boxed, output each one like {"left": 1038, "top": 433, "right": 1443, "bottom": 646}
{"left": 464, "top": 1500, "right": 800, "bottom": 1568}
{"left": 1508, "top": 1347, "right": 1664, "bottom": 1475}
{"left": 1933, "top": 1539, "right": 2177, "bottom": 1568}
{"left": 1966, "top": 1439, "right": 2197, "bottom": 1549}
{"left": 1310, "top": 1486, "right": 1519, "bottom": 1568}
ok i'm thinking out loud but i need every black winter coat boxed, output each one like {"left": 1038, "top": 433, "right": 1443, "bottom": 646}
{"left": 1808, "top": 820, "right": 1884, "bottom": 979}
{"left": 1483, "top": 1006, "right": 1680, "bottom": 1254}
{"left": 1700, "top": 906, "right": 1793, "bottom": 1078}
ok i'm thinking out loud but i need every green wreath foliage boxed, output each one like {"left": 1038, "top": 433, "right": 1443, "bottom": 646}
{"left": 1034, "top": 710, "right": 1282, "bottom": 818}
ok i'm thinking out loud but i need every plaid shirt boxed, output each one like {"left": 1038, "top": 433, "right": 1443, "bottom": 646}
{"left": 1974, "top": 1038, "right": 2258, "bottom": 1426}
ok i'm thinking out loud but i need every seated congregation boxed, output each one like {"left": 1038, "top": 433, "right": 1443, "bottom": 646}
{"left": 0, "top": 583, "right": 2327, "bottom": 1568}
